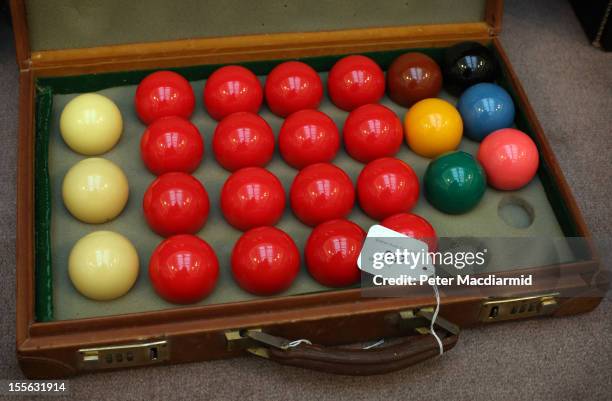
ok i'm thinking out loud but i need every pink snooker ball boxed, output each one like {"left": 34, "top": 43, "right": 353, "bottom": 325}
{"left": 477, "top": 128, "right": 539, "bottom": 190}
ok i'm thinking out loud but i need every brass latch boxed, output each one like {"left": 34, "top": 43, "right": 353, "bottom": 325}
{"left": 77, "top": 340, "right": 169, "bottom": 370}
{"left": 398, "top": 307, "right": 460, "bottom": 336}
{"left": 479, "top": 293, "right": 559, "bottom": 322}
{"left": 225, "top": 329, "right": 312, "bottom": 359}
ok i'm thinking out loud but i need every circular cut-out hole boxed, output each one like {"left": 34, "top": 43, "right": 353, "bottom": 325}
{"left": 498, "top": 196, "right": 535, "bottom": 229}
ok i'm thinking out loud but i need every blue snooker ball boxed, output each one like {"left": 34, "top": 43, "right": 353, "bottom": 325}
{"left": 457, "top": 83, "right": 515, "bottom": 141}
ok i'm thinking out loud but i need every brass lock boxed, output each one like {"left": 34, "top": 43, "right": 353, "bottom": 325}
{"left": 77, "top": 340, "right": 169, "bottom": 370}
{"left": 479, "top": 293, "right": 559, "bottom": 322}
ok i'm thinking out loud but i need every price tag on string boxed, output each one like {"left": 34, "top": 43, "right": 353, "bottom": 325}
{"left": 358, "top": 225, "right": 444, "bottom": 355}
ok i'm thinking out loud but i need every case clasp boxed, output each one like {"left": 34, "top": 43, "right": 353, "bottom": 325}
{"left": 77, "top": 340, "right": 169, "bottom": 370}
{"left": 479, "top": 293, "right": 560, "bottom": 322}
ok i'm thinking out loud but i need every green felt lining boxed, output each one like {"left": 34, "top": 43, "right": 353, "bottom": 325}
{"left": 34, "top": 45, "right": 583, "bottom": 322}
{"left": 34, "top": 86, "right": 53, "bottom": 322}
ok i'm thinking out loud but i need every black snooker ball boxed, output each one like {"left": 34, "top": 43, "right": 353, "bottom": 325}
{"left": 442, "top": 42, "right": 499, "bottom": 96}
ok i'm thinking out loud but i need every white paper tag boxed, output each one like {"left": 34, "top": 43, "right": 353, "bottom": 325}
{"left": 358, "top": 225, "right": 442, "bottom": 355}
{"left": 358, "top": 225, "right": 435, "bottom": 281}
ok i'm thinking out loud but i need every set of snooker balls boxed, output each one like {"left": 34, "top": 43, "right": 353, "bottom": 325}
{"left": 60, "top": 42, "right": 540, "bottom": 304}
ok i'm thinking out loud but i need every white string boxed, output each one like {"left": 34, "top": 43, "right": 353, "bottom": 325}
{"left": 363, "top": 339, "right": 385, "bottom": 349}
{"left": 430, "top": 282, "right": 444, "bottom": 355}
{"left": 286, "top": 339, "right": 312, "bottom": 348}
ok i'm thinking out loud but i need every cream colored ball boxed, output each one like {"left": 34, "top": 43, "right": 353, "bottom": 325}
{"left": 60, "top": 93, "right": 123, "bottom": 155}
{"left": 69, "top": 231, "right": 139, "bottom": 301}
{"left": 62, "top": 158, "right": 129, "bottom": 223}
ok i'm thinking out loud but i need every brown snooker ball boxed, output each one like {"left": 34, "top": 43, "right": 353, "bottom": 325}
{"left": 387, "top": 53, "right": 443, "bottom": 107}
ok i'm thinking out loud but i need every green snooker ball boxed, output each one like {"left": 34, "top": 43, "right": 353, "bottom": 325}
{"left": 424, "top": 151, "right": 486, "bottom": 214}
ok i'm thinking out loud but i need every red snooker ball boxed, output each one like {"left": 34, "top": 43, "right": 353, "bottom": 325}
{"left": 213, "top": 112, "right": 275, "bottom": 172}
{"left": 381, "top": 213, "right": 438, "bottom": 252}
{"left": 265, "top": 61, "right": 323, "bottom": 117}
{"left": 231, "top": 227, "right": 300, "bottom": 295}
{"left": 290, "top": 163, "right": 355, "bottom": 226}
{"left": 140, "top": 116, "right": 204, "bottom": 175}
{"left": 279, "top": 110, "right": 340, "bottom": 169}
{"left": 203, "top": 65, "right": 263, "bottom": 120}
{"left": 305, "top": 219, "right": 365, "bottom": 287}
{"left": 328, "top": 55, "right": 385, "bottom": 111}
{"left": 357, "top": 158, "right": 420, "bottom": 220}
{"left": 143, "top": 172, "right": 210, "bottom": 237}
{"left": 149, "top": 234, "right": 219, "bottom": 304}
{"left": 220, "top": 167, "right": 286, "bottom": 231}
{"left": 343, "top": 104, "right": 403, "bottom": 163}
{"left": 135, "top": 71, "right": 195, "bottom": 124}
{"left": 477, "top": 128, "right": 539, "bottom": 190}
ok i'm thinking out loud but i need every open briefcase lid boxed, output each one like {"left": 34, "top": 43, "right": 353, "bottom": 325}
{"left": 10, "top": 0, "right": 503, "bottom": 70}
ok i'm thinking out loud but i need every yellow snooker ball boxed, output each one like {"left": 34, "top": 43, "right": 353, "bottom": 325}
{"left": 62, "top": 158, "right": 129, "bottom": 223}
{"left": 69, "top": 231, "right": 139, "bottom": 301}
{"left": 404, "top": 98, "right": 463, "bottom": 158}
{"left": 60, "top": 93, "right": 123, "bottom": 155}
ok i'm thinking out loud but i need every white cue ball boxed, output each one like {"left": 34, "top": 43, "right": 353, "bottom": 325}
{"left": 69, "top": 231, "right": 139, "bottom": 301}
{"left": 60, "top": 93, "right": 123, "bottom": 155}
{"left": 62, "top": 158, "right": 129, "bottom": 223}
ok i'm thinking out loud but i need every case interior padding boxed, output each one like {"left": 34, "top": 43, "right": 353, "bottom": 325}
{"left": 34, "top": 47, "right": 581, "bottom": 322}
{"left": 25, "top": 0, "right": 487, "bottom": 51}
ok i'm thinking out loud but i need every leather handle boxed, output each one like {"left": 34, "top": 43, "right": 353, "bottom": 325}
{"left": 265, "top": 331, "right": 459, "bottom": 376}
